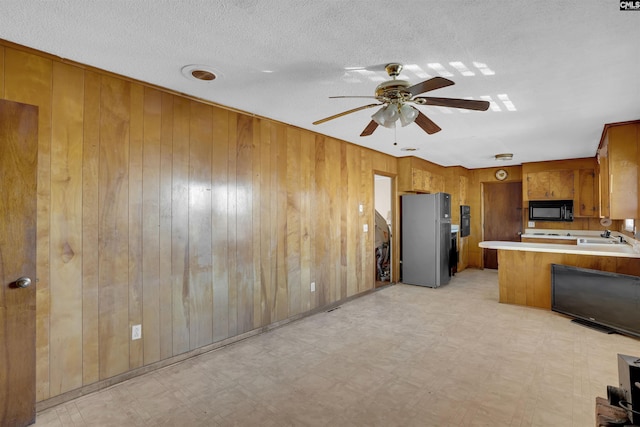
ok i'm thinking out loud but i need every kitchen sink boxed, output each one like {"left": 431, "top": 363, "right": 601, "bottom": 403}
{"left": 576, "top": 237, "right": 621, "bottom": 245}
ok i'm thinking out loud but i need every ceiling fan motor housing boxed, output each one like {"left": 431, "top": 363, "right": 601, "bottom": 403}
{"left": 375, "top": 80, "right": 412, "bottom": 102}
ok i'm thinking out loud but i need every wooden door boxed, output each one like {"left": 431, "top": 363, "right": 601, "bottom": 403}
{"left": 483, "top": 182, "right": 522, "bottom": 269}
{"left": 0, "top": 99, "right": 38, "bottom": 427}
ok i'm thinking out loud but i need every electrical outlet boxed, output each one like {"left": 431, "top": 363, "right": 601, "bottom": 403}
{"left": 358, "top": 204, "right": 364, "bottom": 214}
{"left": 132, "top": 324, "right": 142, "bottom": 340}
{"left": 310, "top": 282, "right": 316, "bottom": 292}
{"left": 528, "top": 221, "right": 535, "bottom": 227}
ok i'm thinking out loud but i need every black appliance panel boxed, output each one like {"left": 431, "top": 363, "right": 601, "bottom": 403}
{"left": 529, "top": 200, "right": 573, "bottom": 222}
{"left": 460, "top": 205, "right": 470, "bottom": 237}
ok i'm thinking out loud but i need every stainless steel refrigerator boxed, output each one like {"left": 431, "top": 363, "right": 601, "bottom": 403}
{"left": 401, "top": 192, "right": 451, "bottom": 287}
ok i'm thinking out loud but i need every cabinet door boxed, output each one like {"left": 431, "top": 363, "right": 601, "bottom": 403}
{"left": 576, "top": 169, "right": 597, "bottom": 217}
{"left": 422, "top": 170, "right": 432, "bottom": 192}
{"left": 599, "top": 140, "right": 610, "bottom": 218}
{"left": 430, "top": 174, "right": 444, "bottom": 193}
{"left": 411, "top": 168, "right": 422, "bottom": 191}
{"left": 526, "top": 172, "right": 549, "bottom": 199}
{"left": 609, "top": 125, "right": 638, "bottom": 219}
{"left": 549, "top": 170, "right": 574, "bottom": 199}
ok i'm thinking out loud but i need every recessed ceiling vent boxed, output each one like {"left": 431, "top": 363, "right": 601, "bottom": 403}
{"left": 181, "top": 64, "right": 220, "bottom": 82}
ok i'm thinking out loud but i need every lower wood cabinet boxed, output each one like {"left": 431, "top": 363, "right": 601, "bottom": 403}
{"left": 498, "top": 250, "right": 640, "bottom": 309}
{"left": 520, "top": 237, "right": 576, "bottom": 245}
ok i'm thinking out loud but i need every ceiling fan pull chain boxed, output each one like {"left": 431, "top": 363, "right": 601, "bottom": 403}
{"left": 394, "top": 125, "right": 397, "bottom": 146}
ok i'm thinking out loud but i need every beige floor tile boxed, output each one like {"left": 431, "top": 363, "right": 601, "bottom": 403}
{"left": 34, "top": 268, "right": 640, "bottom": 426}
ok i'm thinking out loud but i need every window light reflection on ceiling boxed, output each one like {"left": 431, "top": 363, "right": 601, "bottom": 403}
{"left": 498, "top": 94, "right": 517, "bottom": 111}
{"left": 427, "top": 63, "right": 454, "bottom": 77}
{"left": 481, "top": 95, "right": 501, "bottom": 112}
{"left": 473, "top": 62, "right": 495, "bottom": 76}
{"left": 403, "top": 64, "right": 431, "bottom": 79}
{"left": 342, "top": 61, "right": 496, "bottom": 82}
{"left": 449, "top": 62, "right": 475, "bottom": 76}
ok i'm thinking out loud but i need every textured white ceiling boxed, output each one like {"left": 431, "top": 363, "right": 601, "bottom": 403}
{"left": 0, "top": 0, "right": 638, "bottom": 168}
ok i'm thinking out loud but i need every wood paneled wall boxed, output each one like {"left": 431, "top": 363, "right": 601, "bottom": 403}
{"left": 0, "top": 43, "right": 396, "bottom": 402}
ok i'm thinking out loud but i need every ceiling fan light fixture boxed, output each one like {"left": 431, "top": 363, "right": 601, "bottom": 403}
{"left": 399, "top": 104, "right": 418, "bottom": 127}
{"left": 372, "top": 104, "right": 399, "bottom": 128}
{"left": 495, "top": 153, "right": 513, "bottom": 161}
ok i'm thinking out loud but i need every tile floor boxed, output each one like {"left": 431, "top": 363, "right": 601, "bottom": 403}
{"left": 35, "top": 268, "right": 640, "bottom": 426}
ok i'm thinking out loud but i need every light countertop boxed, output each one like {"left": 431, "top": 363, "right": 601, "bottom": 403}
{"left": 520, "top": 229, "right": 616, "bottom": 240}
{"left": 479, "top": 240, "right": 640, "bottom": 258}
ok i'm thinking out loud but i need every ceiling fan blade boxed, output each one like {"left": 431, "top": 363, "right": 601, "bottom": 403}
{"left": 417, "top": 96, "right": 490, "bottom": 111}
{"left": 360, "top": 120, "right": 379, "bottom": 137}
{"left": 329, "top": 96, "right": 378, "bottom": 99}
{"left": 406, "top": 77, "right": 455, "bottom": 96}
{"left": 414, "top": 111, "right": 442, "bottom": 135}
{"left": 312, "top": 103, "right": 381, "bottom": 125}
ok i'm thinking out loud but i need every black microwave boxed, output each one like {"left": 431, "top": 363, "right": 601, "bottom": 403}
{"left": 529, "top": 200, "right": 573, "bottom": 222}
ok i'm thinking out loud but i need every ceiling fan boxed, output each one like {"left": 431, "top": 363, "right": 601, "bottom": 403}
{"left": 313, "top": 63, "right": 490, "bottom": 137}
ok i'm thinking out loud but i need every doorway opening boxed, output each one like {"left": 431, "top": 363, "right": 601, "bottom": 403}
{"left": 374, "top": 174, "right": 393, "bottom": 287}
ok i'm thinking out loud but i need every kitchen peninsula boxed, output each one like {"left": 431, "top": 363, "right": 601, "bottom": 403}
{"left": 479, "top": 236, "right": 640, "bottom": 309}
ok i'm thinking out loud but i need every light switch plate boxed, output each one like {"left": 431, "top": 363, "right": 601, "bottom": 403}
{"left": 363, "top": 224, "right": 368, "bottom": 232}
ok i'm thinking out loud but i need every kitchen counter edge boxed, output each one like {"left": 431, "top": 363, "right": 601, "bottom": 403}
{"left": 478, "top": 240, "right": 640, "bottom": 259}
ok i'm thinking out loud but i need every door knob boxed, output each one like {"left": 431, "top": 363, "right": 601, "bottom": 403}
{"left": 14, "top": 277, "right": 31, "bottom": 288}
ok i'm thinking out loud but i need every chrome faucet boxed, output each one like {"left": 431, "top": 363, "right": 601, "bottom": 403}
{"left": 601, "top": 229, "right": 611, "bottom": 238}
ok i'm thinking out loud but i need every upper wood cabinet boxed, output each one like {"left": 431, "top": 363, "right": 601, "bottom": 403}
{"left": 430, "top": 173, "right": 445, "bottom": 193}
{"left": 598, "top": 143, "right": 610, "bottom": 218}
{"left": 599, "top": 123, "right": 639, "bottom": 219}
{"left": 398, "top": 158, "right": 445, "bottom": 193}
{"left": 575, "top": 169, "right": 598, "bottom": 217}
{"left": 525, "top": 170, "right": 574, "bottom": 200}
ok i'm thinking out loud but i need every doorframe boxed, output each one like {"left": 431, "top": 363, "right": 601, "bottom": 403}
{"left": 481, "top": 181, "right": 524, "bottom": 269}
{"left": 373, "top": 171, "right": 398, "bottom": 285}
